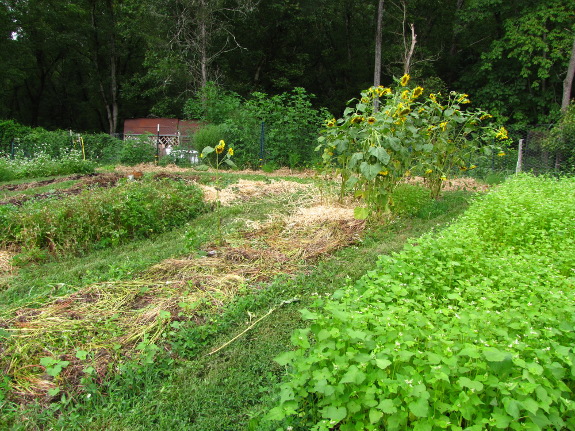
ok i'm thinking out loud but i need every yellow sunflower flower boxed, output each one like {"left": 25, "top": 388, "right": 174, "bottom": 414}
{"left": 215, "top": 139, "right": 225, "bottom": 154}
{"left": 412, "top": 86, "right": 424, "bottom": 98}
{"left": 400, "top": 74, "right": 410, "bottom": 86}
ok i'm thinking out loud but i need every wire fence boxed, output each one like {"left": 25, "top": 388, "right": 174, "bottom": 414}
{"left": 508, "top": 125, "right": 574, "bottom": 174}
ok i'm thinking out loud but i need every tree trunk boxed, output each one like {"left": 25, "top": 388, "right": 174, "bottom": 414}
{"left": 556, "top": 36, "right": 575, "bottom": 168}
{"left": 561, "top": 36, "right": 575, "bottom": 112}
{"left": 403, "top": 23, "right": 417, "bottom": 75}
{"left": 373, "top": 0, "right": 384, "bottom": 112}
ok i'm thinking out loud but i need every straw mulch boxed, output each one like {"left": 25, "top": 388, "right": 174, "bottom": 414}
{"left": 199, "top": 179, "right": 312, "bottom": 206}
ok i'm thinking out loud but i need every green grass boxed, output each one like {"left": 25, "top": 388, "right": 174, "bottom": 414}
{"left": 0, "top": 184, "right": 472, "bottom": 430}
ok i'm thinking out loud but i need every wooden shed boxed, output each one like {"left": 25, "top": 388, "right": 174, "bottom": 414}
{"left": 123, "top": 118, "right": 203, "bottom": 154}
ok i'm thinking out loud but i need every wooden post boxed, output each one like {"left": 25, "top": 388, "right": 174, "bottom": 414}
{"left": 516, "top": 138, "right": 524, "bottom": 174}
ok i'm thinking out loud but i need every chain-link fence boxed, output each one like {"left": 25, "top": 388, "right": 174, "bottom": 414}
{"left": 508, "top": 125, "right": 573, "bottom": 174}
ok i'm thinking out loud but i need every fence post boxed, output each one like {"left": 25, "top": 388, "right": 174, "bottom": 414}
{"left": 259, "top": 121, "right": 265, "bottom": 167}
{"left": 516, "top": 138, "right": 524, "bottom": 173}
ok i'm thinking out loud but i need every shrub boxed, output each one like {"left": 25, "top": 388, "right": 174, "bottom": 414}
{"left": 270, "top": 174, "right": 575, "bottom": 430}
{"left": 317, "top": 75, "right": 510, "bottom": 216}
{"left": 118, "top": 134, "right": 157, "bottom": 165}
{"left": 0, "top": 178, "right": 207, "bottom": 257}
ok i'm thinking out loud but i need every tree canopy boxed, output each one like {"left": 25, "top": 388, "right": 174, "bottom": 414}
{"left": 0, "top": 0, "right": 573, "bottom": 132}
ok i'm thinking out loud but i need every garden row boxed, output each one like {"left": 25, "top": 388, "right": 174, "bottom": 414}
{"left": 271, "top": 174, "right": 575, "bottom": 430}
{"left": 0, "top": 177, "right": 206, "bottom": 261}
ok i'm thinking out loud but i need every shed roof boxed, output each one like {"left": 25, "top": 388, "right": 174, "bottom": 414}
{"left": 123, "top": 118, "right": 203, "bottom": 136}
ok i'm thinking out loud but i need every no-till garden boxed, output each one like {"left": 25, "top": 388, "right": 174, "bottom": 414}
{"left": 0, "top": 167, "right": 573, "bottom": 431}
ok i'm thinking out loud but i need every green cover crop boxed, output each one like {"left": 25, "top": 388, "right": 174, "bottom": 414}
{"left": 270, "top": 174, "right": 575, "bottom": 430}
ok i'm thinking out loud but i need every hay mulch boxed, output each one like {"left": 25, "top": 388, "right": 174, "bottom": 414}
{"left": 402, "top": 176, "right": 490, "bottom": 193}
{"left": 199, "top": 179, "right": 312, "bottom": 206}
{"left": 0, "top": 250, "right": 15, "bottom": 275}
{"left": 0, "top": 184, "right": 364, "bottom": 405}
{"left": 112, "top": 163, "right": 317, "bottom": 179}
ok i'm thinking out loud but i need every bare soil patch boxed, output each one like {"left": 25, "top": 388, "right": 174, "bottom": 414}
{"left": 0, "top": 173, "right": 124, "bottom": 206}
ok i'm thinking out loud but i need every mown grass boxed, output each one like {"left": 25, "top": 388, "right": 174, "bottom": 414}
{"left": 0, "top": 182, "right": 473, "bottom": 430}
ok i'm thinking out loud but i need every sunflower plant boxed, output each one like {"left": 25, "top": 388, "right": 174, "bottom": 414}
{"left": 317, "top": 74, "right": 429, "bottom": 218}
{"left": 317, "top": 75, "right": 510, "bottom": 217}
{"left": 200, "top": 139, "right": 236, "bottom": 244}
{"left": 417, "top": 91, "right": 510, "bottom": 198}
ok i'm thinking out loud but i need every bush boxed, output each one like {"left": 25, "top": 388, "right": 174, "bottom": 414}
{"left": 118, "top": 134, "right": 157, "bottom": 165}
{"left": 270, "top": 174, "right": 575, "bottom": 430}
{"left": 183, "top": 84, "right": 329, "bottom": 168}
{"left": 82, "top": 133, "right": 123, "bottom": 163}
{"left": 0, "top": 178, "right": 207, "bottom": 257}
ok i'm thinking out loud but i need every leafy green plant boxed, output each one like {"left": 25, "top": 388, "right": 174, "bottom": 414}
{"left": 544, "top": 101, "right": 575, "bottom": 169}
{"left": 0, "top": 178, "right": 207, "bottom": 257}
{"left": 118, "top": 134, "right": 157, "bottom": 165}
{"left": 0, "top": 150, "right": 95, "bottom": 181}
{"left": 270, "top": 174, "right": 575, "bottom": 430}
{"left": 183, "top": 81, "right": 242, "bottom": 123}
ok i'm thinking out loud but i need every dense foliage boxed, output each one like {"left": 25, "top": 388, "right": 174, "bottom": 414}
{"left": 0, "top": 178, "right": 206, "bottom": 257}
{"left": 270, "top": 174, "right": 575, "bottom": 430}
{"left": 187, "top": 85, "right": 328, "bottom": 168}
{"left": 317, "top": 75, "right": 509, "bottom": 214}
{"left": 0, "top": 0, "right": 572, "bottom": 132}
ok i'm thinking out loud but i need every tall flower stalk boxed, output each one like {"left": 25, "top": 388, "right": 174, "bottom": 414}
{"left": 200, "top": 139, "right": 236, "bottom": 244}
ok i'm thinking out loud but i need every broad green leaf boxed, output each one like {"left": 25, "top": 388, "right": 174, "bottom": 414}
{"left": 349, "top": 152, "right": 364, "bottom": 169}
{"left": 483, "top": 348, "right": 508, "bottom": 362}
{"left": 40, "top": 357, "right": 56, "bottom": 367}
{"left": 75, "top": 350, "right": 89, "bottom": 360}
{"left": 47, "top": 387, "right": 60, "bottom": 397}
{"left": 265, "top": 406, "right": 286, "bottom": 421}
{"left": 458, "top": 376, "right": 484, "bottom": 392}
{"left": 274, "top": 351, "right": 296, "bottom": 366}
{"left": 521, "top": 397, "right": 539, "bottom": 415}
{"left": 299, "top": 308, "right": 318, "bottom": 320}
{"left": 377, "top": 399, "right": 397, "bottom": 414}
{"left": 359, "top": 161, "right": 382, "bottom": 181}
{"left": 340, "top": 365, "right": 366, "bottom": 385}
{"left": 369, "top": 408, "right": 383, "bottom": 424}
{"left": 367, "top": 146, "right": 390, "bottom": 164}
{"left": 491, "top": 411, "right": 512, "bottom": 428}
{"left": 375, "top": 358, "right": 392, "bottom": 369}
{"left": 322, "top": 405, "right": 347, "bottom": 422}
{"left": 408, "top": 397, "right": 430, "bottom": 418}
{"left": 354, "top": 207, "right": 370, "bottom": 220}
{"left": 503, "top": 397, "right": 521, "bottom": 419}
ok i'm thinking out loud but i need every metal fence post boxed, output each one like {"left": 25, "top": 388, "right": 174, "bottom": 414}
{"left": 516, "top": 138, "right": 524, "bottom": 173}
{"left": 259, "top": 121, "right": 265, "bottom": 167}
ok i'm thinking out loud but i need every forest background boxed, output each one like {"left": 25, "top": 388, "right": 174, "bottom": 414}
{"left": 0, "top": 0, "right": 574, "bottom": 135}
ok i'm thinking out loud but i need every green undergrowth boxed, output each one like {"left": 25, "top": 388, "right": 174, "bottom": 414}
{"left": 0, "top": 152, "right": 95, "bottom": 181}
{"left": 271, "top": 174, "right": 575, "bottom": 430}
{"left": 0, "top": 184, "right": 472, "bottom": 430}
{"left": 0, "top": 178, "right": 206, "bottom": 260}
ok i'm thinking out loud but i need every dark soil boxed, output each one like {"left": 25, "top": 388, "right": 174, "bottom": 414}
{"left": 0, "top": 173, "right": 124, "bottom": 206}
